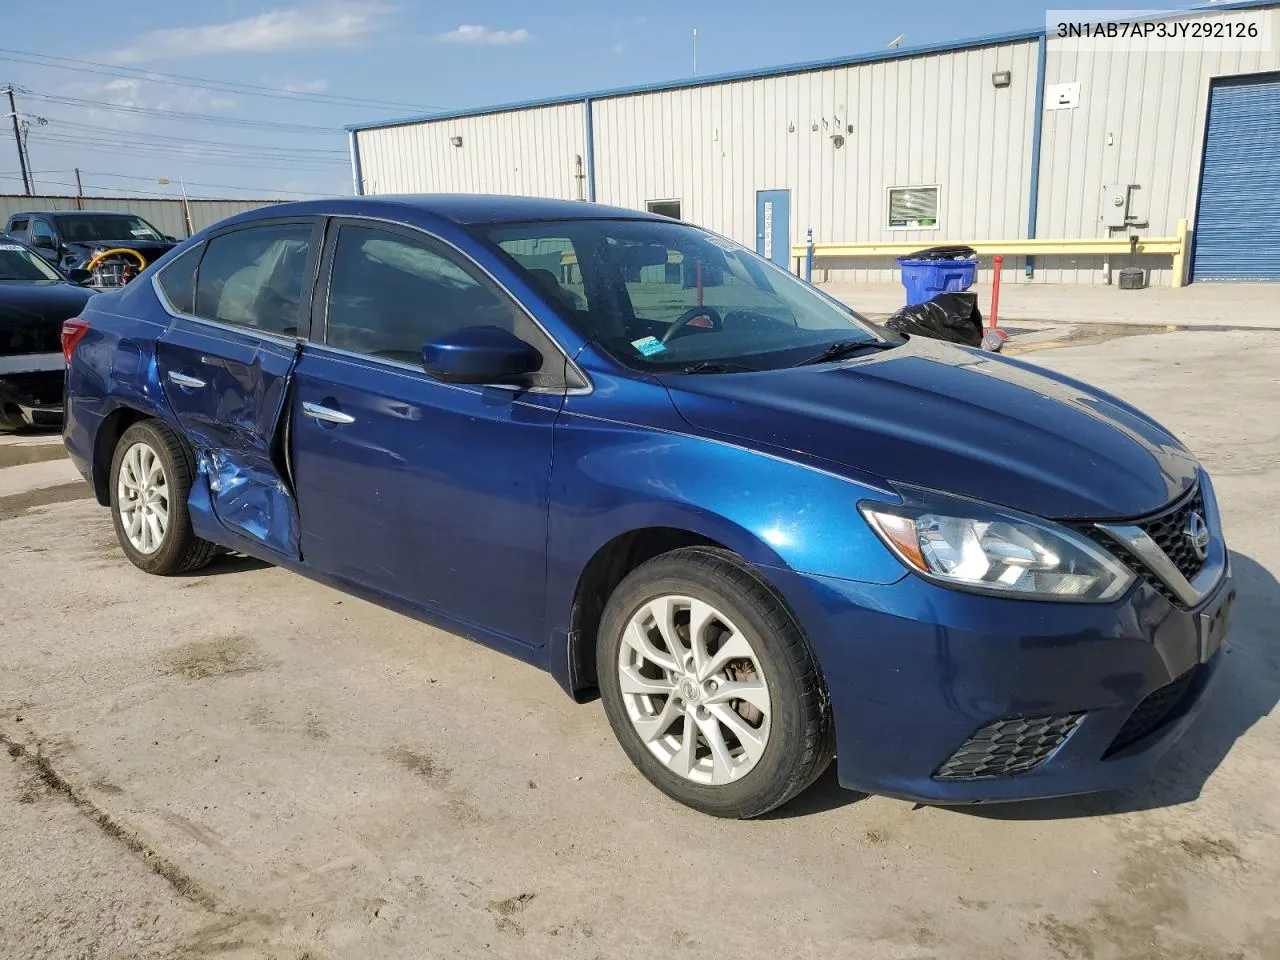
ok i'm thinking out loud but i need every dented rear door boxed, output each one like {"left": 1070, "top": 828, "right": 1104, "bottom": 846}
{"left": 154, "top": 217, "right": 322, "bottom": 559}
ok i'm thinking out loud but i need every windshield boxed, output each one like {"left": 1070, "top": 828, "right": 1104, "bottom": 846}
{"left": 53, "top": 213, "right": 165, "bottom": 243}
{"left": 481, "top": 218, "right": 881, "bottom": 372}
{"left": 0, "top": 240, "right": 62, "bottom": 281}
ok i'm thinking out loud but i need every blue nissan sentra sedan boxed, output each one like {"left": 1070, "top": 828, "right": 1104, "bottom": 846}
{"left": 61, "top": 196, "right": 1234, "bottom": 818}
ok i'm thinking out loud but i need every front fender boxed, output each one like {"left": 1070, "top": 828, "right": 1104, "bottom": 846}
{"left": 545, "top": 378, "right": 908, "bottom": 644}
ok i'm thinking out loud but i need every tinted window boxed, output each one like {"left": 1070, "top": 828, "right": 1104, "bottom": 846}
{"left": 155, "top": 244, "right": 202, "bottom": 314}
{"left": 194, "top": 223, "right": 312, "bottom": 335}
{"left": 0, "top": 240, "right": 61, "bottom": 281}
{"left": 325, "top": 225, "right": 563, "bottom": 387}
{"left": 8, "top": 217, "right": 29, "bottom": 236}
{"left": 53, "top": 213, "right": 164, "bottom": 242}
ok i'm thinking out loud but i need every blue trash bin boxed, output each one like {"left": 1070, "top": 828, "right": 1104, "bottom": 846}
{"left": 896, "top": 249, "right": 978, "bottom": 306}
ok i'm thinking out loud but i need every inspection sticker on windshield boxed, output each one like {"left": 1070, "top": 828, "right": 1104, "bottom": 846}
{"left": 631, "top": 336, "right": 667, "bottom": 357}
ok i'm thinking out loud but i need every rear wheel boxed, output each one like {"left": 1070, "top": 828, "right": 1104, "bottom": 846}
{"left": 597, "top": 547, "right": 833, "bottom": 818}
{"left": 109, "top": 420, "right": 216, "bottom": 575}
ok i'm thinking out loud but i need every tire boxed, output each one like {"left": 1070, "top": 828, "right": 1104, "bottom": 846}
{"left": 597, "top": 547, "right": 834, "bottom": 818}
{"left": 108, "top": 419, "right": 217, "bottom": 575}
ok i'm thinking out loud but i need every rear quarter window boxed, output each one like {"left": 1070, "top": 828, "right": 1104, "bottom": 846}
{"left": 154, "top": 244, "right": 203, "bottom": 315}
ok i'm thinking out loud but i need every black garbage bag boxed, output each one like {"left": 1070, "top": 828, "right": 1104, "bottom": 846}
{"left": 884, "top": 291, "right": 983, "bottom": 347}
{"left": 901, "top": 244, "right": 977, "bottom": 262}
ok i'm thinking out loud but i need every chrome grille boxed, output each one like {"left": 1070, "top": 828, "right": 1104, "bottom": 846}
{"left": 1136, "top": 485, "right": 1207, "bottom": 583}
{"left": 1081, "top": 484, "right": 1208, "bottom": 606}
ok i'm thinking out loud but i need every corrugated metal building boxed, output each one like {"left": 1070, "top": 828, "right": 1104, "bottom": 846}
{"left": 349, "top": 1, "right": 1280, "bottom": 284}
{"left": 0, "top": 195, "right": 282, "bottom": 241}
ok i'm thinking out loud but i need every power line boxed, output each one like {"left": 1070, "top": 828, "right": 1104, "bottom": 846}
{"left": 0, "top": 48, "right": 443, "bottom": 113}
{"left": 24, "top": 92, "right": 344, "bottom": 134}
{"left": 28, "top": 132, "right": 349, "bottom": 167}
{"left": 43, "top": 117, "right": 347, "bottom": 156}
{"left": 78, "top": 171, "right": 333, "bottom": 198}
{"left": 22, "top": 137, "right": 349, "bottom": 173}
{"left": 0, "top": 172, "right": 308, "bottom": 201}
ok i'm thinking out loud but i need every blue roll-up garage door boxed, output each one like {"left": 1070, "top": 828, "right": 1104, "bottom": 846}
{"left": 1192, "top": 74, "right": 1280, "bottom": 281}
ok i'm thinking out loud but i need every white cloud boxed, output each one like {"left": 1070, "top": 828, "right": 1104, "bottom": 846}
{"left": 434, "top": 24, "right": 532, "bottom": 46}
{"left": 281, "top": 78, "right": 331, "bottom": 93}
{"left": 105, "top": 1, "right": 394, "bottom": 63}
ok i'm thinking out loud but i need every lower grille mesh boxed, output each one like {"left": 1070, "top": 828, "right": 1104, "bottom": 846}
{"left": 935, "top": 713, "right": 1084, "bottom": 780}
{"left": 1105, "top": 669, "right": 1199, "bottom": 757}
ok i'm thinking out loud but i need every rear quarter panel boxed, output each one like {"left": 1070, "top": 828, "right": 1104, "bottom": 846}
{"left": 63, "top": 279, "right": 176, "bottom": 494}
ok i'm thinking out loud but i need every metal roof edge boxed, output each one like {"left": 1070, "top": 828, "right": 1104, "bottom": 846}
{"left": 347, "top": 0, "right": 1280, "bottom": 134}
{"left": 346, "top": 27, "right": 1044, "bottom": 133}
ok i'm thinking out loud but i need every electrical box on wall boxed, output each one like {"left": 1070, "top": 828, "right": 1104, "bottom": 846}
{"left": 1100, "top": 184, "right": 1136, "bottom": 228}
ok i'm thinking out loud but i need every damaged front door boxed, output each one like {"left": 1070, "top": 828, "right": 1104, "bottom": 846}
{"left": 155, "top": 218, "right": 321, "bottom": 559}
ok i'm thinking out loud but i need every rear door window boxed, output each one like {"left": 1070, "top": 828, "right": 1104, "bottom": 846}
{"left": 193, "top": 222, "right": 314, "bottom": 336}
{"left": 7, "top": 217, "right": 29, "bottom": 238}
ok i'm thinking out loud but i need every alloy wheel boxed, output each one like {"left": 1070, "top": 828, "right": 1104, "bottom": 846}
{"left": 617, "top": 595, "right": 772, "bottom": 785}
{"left": 116, "top": 440, "right": 170, "bottom": 555}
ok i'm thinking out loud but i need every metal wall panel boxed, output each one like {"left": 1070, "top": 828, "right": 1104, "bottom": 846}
{"left": 356, "top": 103, "right": 587, "bottom": 199}
{"left": 1036, "top": 6, "right": 1280, "bottom": 284}
{"left": 591, "top": 41, "right": 1039, "bottom": 282}
{"left": 0, "top": 195, "right": 281, "bottom": 239}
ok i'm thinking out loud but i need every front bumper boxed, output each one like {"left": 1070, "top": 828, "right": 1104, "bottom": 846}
{"left": 768, "top": 561, "right": 1233, "bottom": 804}
{"left": 0, "top": 358, "right": 65, "bottom": 429}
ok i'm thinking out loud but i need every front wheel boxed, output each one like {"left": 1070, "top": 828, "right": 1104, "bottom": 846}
{"left": 597, "top": 547, "right": 833, "bottom": 818}
{"left": 109, "top": 420, "right": 217, "bottom": 575}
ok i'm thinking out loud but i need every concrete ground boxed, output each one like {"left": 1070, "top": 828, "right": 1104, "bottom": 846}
{"left": 822, "top": 279, "right": 1280, "bottom": 330}
{"left": 2, "top": 329, "right": 1279, "bottom": 960}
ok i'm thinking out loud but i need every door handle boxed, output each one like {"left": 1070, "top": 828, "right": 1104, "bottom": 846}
{"left": 302, "top": 401, "right": 355, "bottom": 425}
{"left": 167, "top": 371, "right": 206, "bottom": 389}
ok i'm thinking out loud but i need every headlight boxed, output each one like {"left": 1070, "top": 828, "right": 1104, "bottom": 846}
{"left": 860, "top": 492, "right": 1135, "bottom": 602}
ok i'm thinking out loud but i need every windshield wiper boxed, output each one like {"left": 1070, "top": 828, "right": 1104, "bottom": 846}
{"left": 682, "top": 361, "right": 758, "bottom": 374}
{"left": 796, "top": 339, "right": 897, "bottom": 366}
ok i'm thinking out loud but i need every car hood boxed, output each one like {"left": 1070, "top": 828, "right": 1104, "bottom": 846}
{"left": 661, "top": 337, "right": 1199, "bottom": 520}
{"left": 0, "top": 281, "right": 96, "bottom": 355}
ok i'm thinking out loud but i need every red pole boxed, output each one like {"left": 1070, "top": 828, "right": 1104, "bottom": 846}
{"left": 990, "top": 254, "right": 1003, "bottom": 329}
{"left": 696, "top": 258, "right": 704, "bottom": 306}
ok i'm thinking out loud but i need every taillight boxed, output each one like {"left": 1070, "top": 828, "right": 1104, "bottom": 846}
{"left": 61, "top": 317, "right": 90, "bottom": 364}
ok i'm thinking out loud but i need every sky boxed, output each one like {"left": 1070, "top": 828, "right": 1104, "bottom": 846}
{"left": 0, "top": 0, "right": 1203, "bottom": 202}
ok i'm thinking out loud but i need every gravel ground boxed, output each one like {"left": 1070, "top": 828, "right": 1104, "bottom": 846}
{"left": 1, "top": 328, "right": 1278, "bottom": 960}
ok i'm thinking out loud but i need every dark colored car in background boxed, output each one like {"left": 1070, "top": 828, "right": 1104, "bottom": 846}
{"left": 0, "top": 233, "right": 95, "bottom": 431}
{"left": 4, "top": 210, "right": 177, "bottom": 282}
{"left": 62, "top": 196, "right": 1233, "bottom": 818}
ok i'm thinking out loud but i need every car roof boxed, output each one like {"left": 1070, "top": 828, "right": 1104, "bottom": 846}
{"left": 234, "top": 194, "right": 669, "bottom": 227}
{"left": 8, "top": 210, "right": 140, "bottom": 218}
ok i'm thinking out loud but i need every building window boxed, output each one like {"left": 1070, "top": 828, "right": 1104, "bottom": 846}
{"left": 646, "top": 199, "right": 682, "bottom": 220}
{"left": 887, "top": 186, "right": 940, "bottom": 230}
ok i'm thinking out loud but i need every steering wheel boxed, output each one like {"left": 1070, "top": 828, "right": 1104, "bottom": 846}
{"left": 661, "top": 305, "right": 724, "bottom": 344}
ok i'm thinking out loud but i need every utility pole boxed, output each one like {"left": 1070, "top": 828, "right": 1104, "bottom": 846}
{"left": 74, "top": 168, "right": 84, "bottom": 209}
{"left": 158, "top": 177, "right": 195, "bottom": 237}
{"left": 692, "top": 28, "right": 699, "bottom": 78}
{"left": 4, "top": 86, "right": 31, "bottom": 196}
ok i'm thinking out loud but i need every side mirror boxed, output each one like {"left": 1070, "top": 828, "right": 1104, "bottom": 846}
{"left": 422, "top": 325, "right": 541, "bottom": 386}
{"left": 68, "top": 268, "right": 94, "bottom": 285}
{"left": 31, "top": 234, "right": 56, "bottom": 251}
